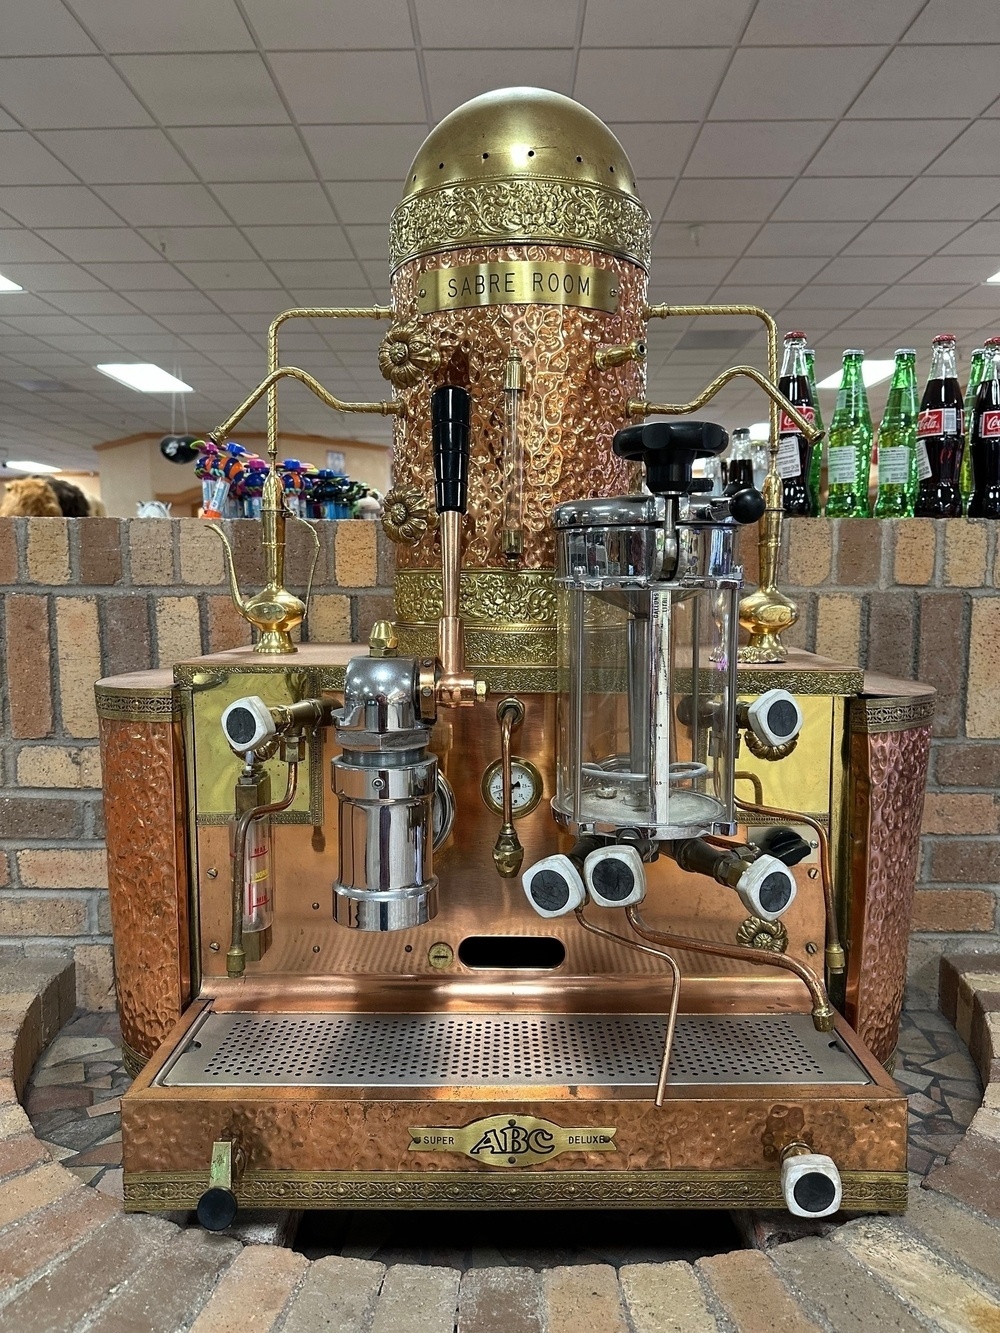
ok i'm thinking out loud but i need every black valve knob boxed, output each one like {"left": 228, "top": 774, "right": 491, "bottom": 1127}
{"left": 431, "top": 384, "right": 471, "bottom": 514}
{"left": 613, "top": 420, "right": 728, "bottom": 496}
{"left": 758, "top": 826, "right": 812, "bottom": 868}
{"left": 727, "top": 486, "right": 766, "bottom": 525}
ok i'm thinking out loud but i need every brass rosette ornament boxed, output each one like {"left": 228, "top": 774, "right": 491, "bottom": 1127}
{"left": 378, "top": 319, "right": 442, "bottom": 390}
{"left": 382, "top": 485, "right": 434, "bottom": 547}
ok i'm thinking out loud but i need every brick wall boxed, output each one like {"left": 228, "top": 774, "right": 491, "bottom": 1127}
{"left": 0, "top": 514, "right": 997, "bottom": 1006}
{"left": 0, "top": 516, "right": 392, "bottom": 1008}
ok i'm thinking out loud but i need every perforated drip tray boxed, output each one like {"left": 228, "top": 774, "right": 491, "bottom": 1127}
{"left": 157, "top": 1012, "right": 870, "bottom": 1089}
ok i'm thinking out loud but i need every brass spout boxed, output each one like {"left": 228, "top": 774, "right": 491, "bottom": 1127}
{"left": 436, "top": 510, "right": 486, "bottom": 709}
{"left": 595, "top": 337, "right": 647, "bottom": 371}
{"left": 626, "top": 906, "right": 836, "bottom": 1033}
{"left": 492, "top": 698, "right": 525, "bottom": 878}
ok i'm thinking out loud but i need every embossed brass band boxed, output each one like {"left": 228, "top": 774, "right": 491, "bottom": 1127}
{"left": 850, "top": 695, "right": 936, "bottom": 735}
{"left": 95, "top": 685, "right": 181, "bottom": 723}
{"left": 417, "top": 261, "right": 620, "bottom": 314}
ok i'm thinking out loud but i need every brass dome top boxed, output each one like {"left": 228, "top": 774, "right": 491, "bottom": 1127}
{"left": 389, "top": 88, "right": 651, "bottom": 271}
{"left": 400, "top": 87, "right": 641, "bottom": 201}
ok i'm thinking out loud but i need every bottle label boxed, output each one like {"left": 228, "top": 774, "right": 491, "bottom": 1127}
{"left": 916, "top": 440, "right": 934, "bottom": 481}
{"left": 980, "top": 410, "right": 1000, "bottom": 438}
{"left": 918, "top": 406, "right": 961, "bottom": 437}
{"left": 779, "top": 405, "right": 815, "bottom": 436}
{"left": 827, "top": 446, "right": 858, "bottom": 485}
{"left": 776, "top": 434, "right": 802, "bottom": 478}
{"left": 878, "top": 447, "right": 911, "bottom": 484}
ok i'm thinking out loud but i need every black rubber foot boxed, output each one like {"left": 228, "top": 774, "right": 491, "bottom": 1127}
{"left": 197, "top": 1187, "right": 238, "bottom": 1231}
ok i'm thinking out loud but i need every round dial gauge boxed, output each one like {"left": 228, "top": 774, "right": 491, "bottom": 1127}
{"left": 481, "top": 757, "right": 543, "bottom": 819}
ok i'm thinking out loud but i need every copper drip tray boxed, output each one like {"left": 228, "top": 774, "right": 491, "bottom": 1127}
{"left": 157, "top": 1011, "right": 870, "bottom": 1089}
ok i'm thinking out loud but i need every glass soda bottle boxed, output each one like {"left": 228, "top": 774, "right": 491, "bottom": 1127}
{"left": 961, "top": 346, "right": 989, "bottom": 512}
{"left": 804, "top": 348, "right": 825, "bottom": 515}
{"left": 824, "top": 350, "right": 872, "bottom": 517}
{"left": 915, "top": 334, "right": 963, "bottom": 516}
{"left": 776, "top": 331, "right": 816, "bottom": 515}
{"left": 725, "top": 426, "right": 754, "bottom": 490}
{"left": 969, "top": 339, "right": 1000, "bottom": 519}
{"left": 874, "top": 349, "right": 918, "bottom": 518}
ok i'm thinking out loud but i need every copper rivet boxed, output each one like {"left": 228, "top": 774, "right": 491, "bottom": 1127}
{"left": 312, "top": 902, "right": 320, "bottom": 910}
{"left": 312, "top": 945, "right": 320, "bottom": 953}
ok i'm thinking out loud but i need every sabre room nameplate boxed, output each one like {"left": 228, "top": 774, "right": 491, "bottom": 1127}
{"left": 408, "top": 1114, "right": 618, "bottom": 1167}
{"left": 417, "top": 262, "right": 620, "bottom": 315}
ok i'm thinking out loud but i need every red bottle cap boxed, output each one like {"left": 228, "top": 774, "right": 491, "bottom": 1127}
{"left": 784, "top": 331, "right": 806, "bottom": 340}
{"left": 983, "top": 337, "right": 1000, "bottom": 348}
{"left": 931, "top": 334, "right": 956, "bottom": 344}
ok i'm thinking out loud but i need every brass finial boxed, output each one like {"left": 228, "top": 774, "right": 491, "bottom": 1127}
{"left": 368, "top": 620, "right": 399, "bottom": 658}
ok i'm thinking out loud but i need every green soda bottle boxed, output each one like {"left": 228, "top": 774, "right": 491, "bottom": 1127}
{"left": 961, "top": 347, "right": 988, "bottom": 513}
{"left": 873, "top": 349, "right": 918, "bottom": 518}
{"left": 804, "top": 347, "right": 824, "bottom": 516}
{"left": 825, "top": 350, "right": 872, "bottom": 517}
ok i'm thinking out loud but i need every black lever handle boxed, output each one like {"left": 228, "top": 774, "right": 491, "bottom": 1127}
{"left": 727, "top": 486, "right": 766, "bottom": 525}
{"left": 613, "top": 420, "right": 728, "bottom": 496}
{"left": 432, "top": 385, "right": 471, "bottom": 514}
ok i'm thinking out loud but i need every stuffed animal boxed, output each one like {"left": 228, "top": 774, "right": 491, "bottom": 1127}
{"left": 136, "top": 500, "right": 172, "bottom": 518}
{"left": 0, "top": 476, "right": 62, "bottom": 516}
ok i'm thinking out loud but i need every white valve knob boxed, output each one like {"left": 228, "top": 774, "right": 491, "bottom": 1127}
{"left": 746, "top": 689, "right": 803, "bottom": 747}
{"left": 781, "top": 1152, "right": 843, "bottom": 1218}
{"left": 583, "top": 845, "right": 646, "bottom": 909}
{"left": 221, "top": 696, "right": 276, "bottom": 754}
{"left": 522, "top": 855, "right": 586, "bottom": 919}
{"left": 735, "top": 854, "right": 797, "bottom": 921}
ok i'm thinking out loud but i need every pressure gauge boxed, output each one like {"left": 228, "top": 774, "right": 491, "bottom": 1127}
{"left": 481, "top": 757, "right": 543, "bottom": 819}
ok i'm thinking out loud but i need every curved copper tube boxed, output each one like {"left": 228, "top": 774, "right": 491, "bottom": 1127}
{"left": 228, "top": 764, "right": 298, "bottom": 979}
{"left": 628, "top": 365, "right": 819, "bottom": 443}
{"left": 734, "top": 771, "right": 845, "bottom": 976}
{"left": 625, "top": 906, "right": 835, "bottom": 1033}
{"left": 574, "top": 907, "right": 681, "bottom": 1107}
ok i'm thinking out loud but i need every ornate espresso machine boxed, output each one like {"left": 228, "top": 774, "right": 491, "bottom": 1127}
{"left": 96, "top": 89, "right": 934, "bottom": 1228}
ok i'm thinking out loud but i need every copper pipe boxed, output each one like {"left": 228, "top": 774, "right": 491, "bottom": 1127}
{"left": 734, "top": 772, "right": 845, "bottom": 977}
{"left": 575, "top": 907, "right": 681, "bottom": 1107}
{"left": 626, "top": 906, "right": 835, "bottom": 1033}
{"left": 228, "top": 764, "right": 298, "bottom": 979}
{"left": 492, "top": 698, "right": 525, "bottom": 877}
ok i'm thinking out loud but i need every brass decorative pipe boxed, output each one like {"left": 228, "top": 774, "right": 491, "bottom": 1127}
{"left": 210, "top": 364, "right": 400, "bottom": 450}
{"left": 228, "top": 763, "right": 298, "bottom": 979}
{"left": 575, "top": 907, "right": 681, "bottom": 1107}
{"left": 626, "top": 906, "right": 835, "bottom": 1033}
{"left": 734, "top": 771, "right": 846, "bottom": 977}
{"left": 492, "top": 698, "right": 525, "bottom": 877}
{"left": 628, "top": 364, "right": 817, "bottom": 443}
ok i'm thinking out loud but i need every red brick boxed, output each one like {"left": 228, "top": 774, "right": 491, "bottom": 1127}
{"left": 866, "top": 590, "right": 916, "bottom": 680}
{"left": 912, "top": 889, "right": 996, "bottom": 933}
{"left": 206, "top": 594, "right": 252, "bottom": 653}
{"left": 917, "top": 591, "right": 967, "bottom": 737}
{"left": 836, "top": 519, "right": 881, "bottom": 586}
{"left": 77, "top": 517, "right": 123, "bottom": 585}
{"left": 0, "top": 796, "right": 83, "bottom": 839}
{"left": 92, "top": 1226, "right": 241, "bottom": 1333}
{"left": 0, "top": 1133, "right": 48, "bottom": 1182}
{"left": 921, "top": 792, "right": 1000, "bottom": 834}
{"left": 287, "top": 516, "right": 331, "bottom": 586}
{"left": 229, "top": 519, "right": 266, "bottom": 587}
{"left": 0, "top": 1183, "right": 117, "bottom": 1292}
{"left": 935, "top": 742, "right": 1000, "bottom": 788}
{"left": 926, "top": 838, "right": 1000, "bottom": 884}
{"left": 926, "top": 1131, "right": 1000, "bottom": 1220}
{"left": 697, "top": 1249, "right": 821, "bottom": 1332}
{"left": 4, "top": 594, "right": 52, "bottom": 739}
{"left": 100, "top": 595, "right": 151, "bottom": 676}
{"left": 355, "top": 593, "right": 394, "bottom": 643}
{"left": 0, "top": 517, "right": 18, "bottom": 584}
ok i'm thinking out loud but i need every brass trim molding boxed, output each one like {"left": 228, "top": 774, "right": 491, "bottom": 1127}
{"left": 389, "top": 180, "right": 651, "bottom": 271}
{"left": 121, "top": 1037, "right": 146, "bottom": 1080}
{"left": 396, "top": 568, "right": 557, "bottom": 629}
{"left": 95, "top": 687, "right": 181, "bottom": 723}
{"left": 738, "top": 668, "right": 864, "bottom": 697}
{"left": 124, "top": 1168, "right": 907, "bottom": 1213}
{"left": 850, "top": 695, "right": 936, "bottom": 735}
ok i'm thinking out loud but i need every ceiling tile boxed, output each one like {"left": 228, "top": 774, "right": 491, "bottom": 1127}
{"left": 171, "top": 127, "right": 315, "bottom": 182}
{"left": 114, "top": 53, "right": 288, "bottom": 127}
{"left": 0, "top": 56, "right": 152, "bottom": 129}
{"left": 686, "top": 121, "right": 832, "bottom": 178}
{"left": 240, "top": 225, "right": 352, "bottom": 261}
{"left": 37, "top": 128, "right": 195, "bottom": 184}
{"left": 71, "top": 0, "right": 254, "bottom": 52}
{"left": 607, "top": 123, "right": 698, "bottom": 182}
{"left": 900, "top": 256, "right": 995, "bottom": 284}
{"left": 813, "top": 255, "right": 918, "bottom": 283}
{"left": 81, "top": 261, "right": 192, "bottom": 289}
{"left": 35, "top": 227, "right": 160, "bottom": 262}
{"left": 727, "top": 256, "right": 828, "bottom": 285}
{"left": 645, "top": 256, "right": 736, "bottom": 286}
{"left": 153, "top": 313, "right": 240, "bottom": 335}
{"left": 940, "top": 221, "right": 1000, "bottom": 256}
{"left": 711, "top": 47, "right": 885, "bottom": 120}
{"left": 849, "top": 46, "right": 1000, "bottom": 119}
{"left": 173, "top": 260, "right": 281, "bottom": 289}
{"left": 747, "top": 221, "right": 864, "bottom": 256}
{"left": 212, "top": 182, "right": 336, "bottom": 225}
{"left": 240, "top": 0, "right": 411, "bottom": 47}
{"left": 575, "top": 49, "right": 730, "bottom": 123}
{"left": 304, "top": 125, "right": 425, "bottom": 181}
{"left": 270, "top": 259, "right": 367, "bottom": 288}
{"left": 805, "top": 119, "right": 965, "bottom": 177}
{"left": 121, "top": 289, "right": 218, "bottom": 313}
{"left": 0, "top": 229, "right": 71, "bottom": 263}
{"left": 583, "top": 0, "right": 752, "bottom": 46}
{"left": 865, "top": 284, "right": 966, "bottom": 309}
{"left": 902, "top": 0, "right": 1000, "bottom": 44}
{"left": 0, "top": 262, "right": 106, "bottom": 290}
{"left": 0, "top": 185, "right": 121, "bottom": 226}
{"left": 746, "top": 0, "right": 923, "bottom": 44}
{"left": 93, "top": 183, "right": 230, "bottom": 226}
{"left": 271, "top": 52, "right": 425, "bottom": 124}
{"left": 843, "top": 221, "right": 969, "bottom": 254}
{"left": 329, "top": 180, "right": 413, "bottom": 224}
{"left": 1, "top": 0, "right": 95, "bottom": 54}
{"left": 0, "top": 133, "right": 78, "bottom": 185}
{"left": 924, "top": 120, "right": 1000, "bottom": 176}
{"left": 652, "top": 222, "right": 758, "bottom": 258}
{"left": 773, "top": 176, "right": 910, "bottom": 221}
{"left": 417, "top": 0, "right": 578, "bottom": 46}
{"left": 79, "top": 313, "right": 167, "bottom": 335}
{"left": 880, "top": 177, "right": 1000, "bottom": 221}
{"left": 1, "top": 313, "right": 89, "bottom": 334}
{"left": 423, "top": 51, "right": 572, "bottom": 122}
{"left": 43, "top": 291, "right": 140, "bottom": 315}
{"left": 664, "top": 177, "right": 791, "bottom": 221}
{"left": 203, "top": 290, "right": 289, "bottom": 313}
{"left": 136, "top": 226, "right": 258, "bottom": 262}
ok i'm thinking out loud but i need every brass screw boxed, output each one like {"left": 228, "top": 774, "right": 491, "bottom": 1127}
{"left": 805, "top": 941, "right": 818, "bottom": 955}
{"left": 808, "top": 867, "right": 819, "bottom": 879}
{"left": 209, "top": 941, "right": 220, "bottom": 952}
{"left": 206, "top": 867, "right": 218, "bottom": 879}
{"left": 312, "top": 902, "right": 320, "bottom": 910}
{"left": 312, "top": 945, "right": 321, "bottom": 954}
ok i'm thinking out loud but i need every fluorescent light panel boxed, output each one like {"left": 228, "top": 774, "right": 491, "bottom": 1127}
{"left": 749, "top": 422, "right": 770, "bottom": 441}
{"left": 0, "top": 272, "right": 24, "bottom": 292}
{"left": 6, "top": 460, "right": 61, "bottom": 473}
{"left": 96, "top": 363, "right": 193, "bottom": 393}
{"left": 986, "top": 268, "right": 1000, "bottom": 283}
{"left": 816, "top": 359, "right": 896, "bottom": 390}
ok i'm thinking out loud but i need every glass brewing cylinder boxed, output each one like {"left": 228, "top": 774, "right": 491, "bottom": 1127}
{"left": 552, "top": 496, "right": 737, "bottom": 841}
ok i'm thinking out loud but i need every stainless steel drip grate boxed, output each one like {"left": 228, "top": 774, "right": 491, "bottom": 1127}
{"left": 159, "top": 1012, "right": 869, "bottom": 1088}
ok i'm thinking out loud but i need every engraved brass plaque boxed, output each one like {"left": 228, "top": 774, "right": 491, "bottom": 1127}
{"left": 416, "top": 262, "right": 619, "bottom": 314}
{"left": 408, "top": 1114, "right": 617, "bottom": 1167}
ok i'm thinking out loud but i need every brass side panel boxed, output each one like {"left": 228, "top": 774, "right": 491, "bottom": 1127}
{"left": 845, "top": 696, "right": 934, "bottom": 1063}
{"left": 99, "top": 712, "right": 190, "bottom": 1060}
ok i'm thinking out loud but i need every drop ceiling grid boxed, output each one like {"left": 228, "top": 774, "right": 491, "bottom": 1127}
{"left": 0, "top": 0, "right": 996, "bottom": 463}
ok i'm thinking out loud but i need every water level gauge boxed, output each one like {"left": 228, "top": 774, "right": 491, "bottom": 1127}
{"left": 481, "top": 757, "right": 543, "bottom": 819}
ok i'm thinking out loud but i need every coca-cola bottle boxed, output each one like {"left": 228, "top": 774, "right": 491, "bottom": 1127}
{"left": 915, "top": 334, "right": 964, "bottom": 517}
{"left": 776, "top": 331, "right": 816, "bottom": 515}
{"left": 969, "top": 338, "right": 1000, "bottom": 519}
{"left": 725, "top": 426, "right": 754, "bottom": 490}
{"left": 961, "top": 346, "right": 989, "bottom": 512}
